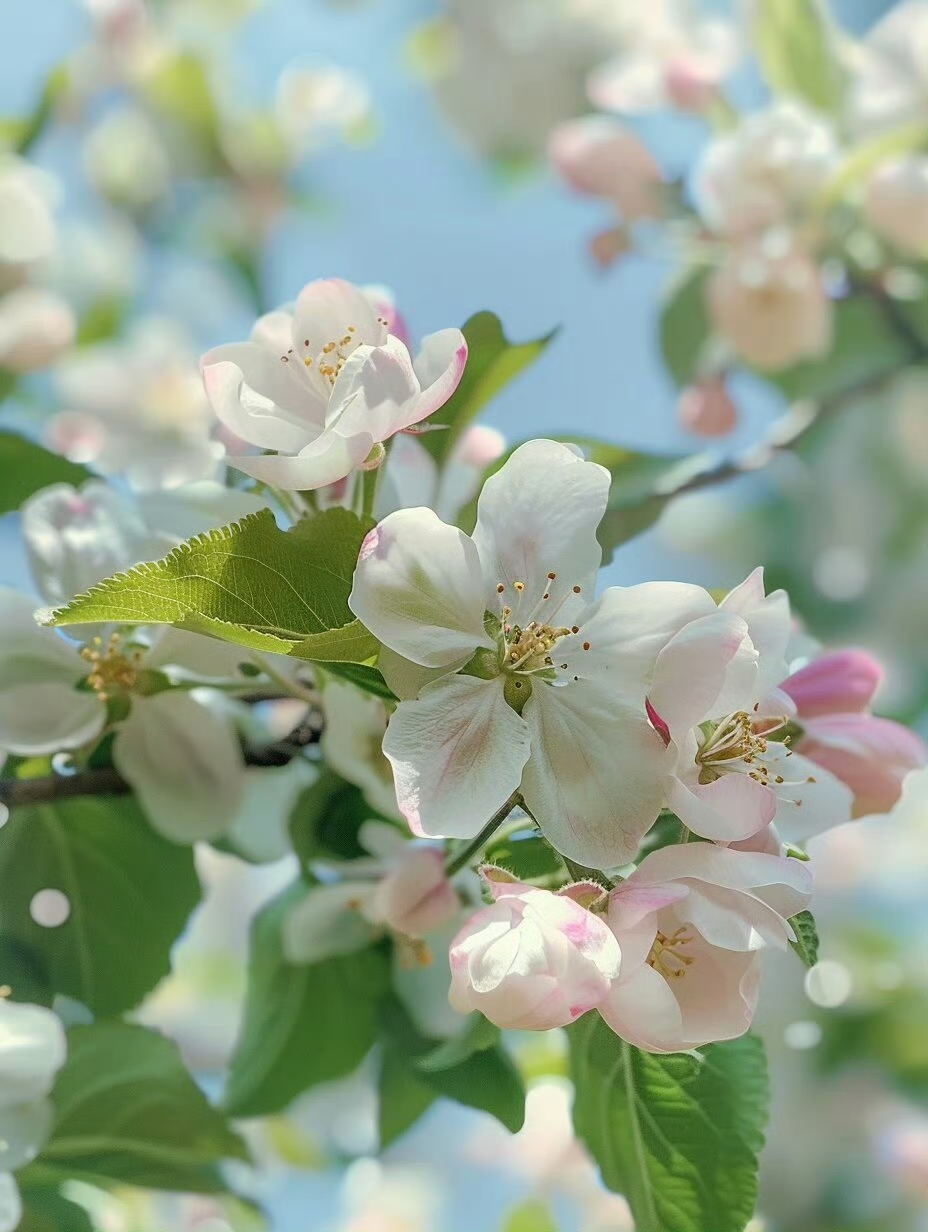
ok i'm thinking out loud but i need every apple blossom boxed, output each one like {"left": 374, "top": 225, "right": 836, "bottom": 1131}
{"left": 599, "top": 843, "right": 812, "bottom": 1052}
{"left": 350, "top": 438, "right": 716, "bottom": 868}
{"left": 587, "top": 0, "right": 739, "bottom": 115}
{"left": 864, "top": 156, "right": 928, "bottom": 257}
{"left": 846, "top": 0, "right": 928, "bottom": 138}
{"left": 200, "top": 278, "right": 467, "bottom": 491}
{"left": 707, "top": 237, "right": 833, "bottom": 372}
{"left": 448, "top": 869, "right": 621, "bottom": 1030}
{"left": 283, "top": 821, "right": 459, "bottom": 964}
{"left": 274, "top": 61, "right": 372, "bottom": 156}
{"left": 676, "top": 375, "right": 738, "bottom": 438}
{"left": 49, "top": 320, "right": 222, "bottom": 491}
{"left": 641, "top": 569, "right": 854, "bottom": 843}
{"left": 0, "top": 588, "right": 246, "bottom": 843}
{"left": 548, "top": 115, "right": 664, "bottom": 224}
{"left": 781, "top": 650, "right": 927, "bottom": 817}
{"left": 0, "top": 287, "right": 75, "bottom": 374}
{"left": 0, "top": 155, "right": 58, "bottom": 271}
{"left": 693, "top": 103, "right": 837, "bottom": 239}
{"left": 0, "top": 998, "right": 66, "bottom": 1229}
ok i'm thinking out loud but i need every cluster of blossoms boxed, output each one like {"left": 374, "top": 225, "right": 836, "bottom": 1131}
{"left": 549, "top": 0, "right": 928, "bottom": 432}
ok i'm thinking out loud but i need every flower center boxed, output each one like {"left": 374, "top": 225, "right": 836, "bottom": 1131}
{"left": 695, "top": 710, "right": 790, "bottom": 785}
{"left": 494, "top": 574, "right": 592, "bottom": 682}
{"left": 80, "top": 633, "right": 143, "bottom": 702}
{"left": 647, "top": 927, "right": 695, "bottom": 980}
{"left": 280, "top": 314, "right": 391, "bottom": 389}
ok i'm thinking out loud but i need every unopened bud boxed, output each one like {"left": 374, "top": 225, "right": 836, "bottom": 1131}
{"left": 677, "top": 376, "right": 738, "bottom": 437}
{"left": 361, "top": 442, "right": 386, "bottom": 471}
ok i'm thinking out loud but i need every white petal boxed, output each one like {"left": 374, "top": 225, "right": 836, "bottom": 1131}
{"left": 383, "top": 674, "right": 531, "bottom": 839}
{"left": 0, "top": 1098, "right": 53, "bottom": 1171}
{"left": 225, "top": 760, "right": 315, "bottom": 863}
{"left": 720, "top": 567, "right": 791, "bottom": 699}
{"left": 667, "top": 770, "right": 776, "bottom": 842}
{"left": 411, "top": 327, "right": 468, "bottom": 417}
{"left": 225, "top": 427, "right": 373, "bottom": 491}
{"left": 0, "top": 1174, "right": 21, "bottom": 1232}
{"left": 576, "top": 583, "right": 719, "bottom": 699}
{"left": 0, "top": 587, "right": 85, "bottom": 685}
{"left": 647, "top": 611, "right": 755, "bottom": 739}
{"left": 377, "top": 645, "right": 464, "bottom": 701}
{"left": 292, "top": 277, "right": 385, "bottom": 351}
{"left": 0, "top": 1000, "right": 67, "bottom": 1105}
{"left": 349, "top": 508, "right": 492, "bottom": 668}
{"left": 114, "top": 691, "right": 245, "bottom": 843}
{"left": 282, "top": 882, "right": 376, "bottom": 964}
{"left": 0, "top": 681, "right": 104, "bottom": 756}
{"left": 201, "top": 350, "right": 322, "bottom": 451}
{"left": 145, "top": 627, "right": 248, "bottom": 680}
{"left": 320, "top": 679, "right": 400, "bottom": 818}
{"left": 326, "top": 337, "right": 423, "bottom": 440}
{"left": 520, "top": 679, "right": 670, "bottom": 868}
{"left": 472, "top": 439, "right": 609, "bottom": 620}
{"left": 763, "top": 746, "right": 854, "bottom": 841}
{"left": 137, "top": 481, "right": 269, "bottom": 545}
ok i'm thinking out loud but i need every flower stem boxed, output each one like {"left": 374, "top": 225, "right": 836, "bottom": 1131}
{"left": 360, "top": 466, "right": 380, "bottom": 522}
{"left": 444, "top": 791, "right": 523, "bottom": 877}
{"left": 250, "top": 653, "right": 319, "bottom": 705}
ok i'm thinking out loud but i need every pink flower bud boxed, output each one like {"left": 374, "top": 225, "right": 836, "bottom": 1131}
{"left": 364, "top": 847, "right": 458, "bottom": 939}
{"left": 664, "top": 55, "right": 719, "bottom": 113}
{"left": 797, "top": 713, "right": 927, "bottom": 818}
{"left": 448, "top": 876, "right": 621, "bottom": 1030}
{"left": 0, "top": 287, "right": 75, "bottom": 373}
{"left": 676, "top": 376, "right": 738, "bottom": 437}
{"left": 549, "top": 116, "right": 663, "bottom": 223}
{"left": 781, "top": 649, "right": 883, "bottom": 718}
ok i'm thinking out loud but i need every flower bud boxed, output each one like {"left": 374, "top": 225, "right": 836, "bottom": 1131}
{"left": 676, "top": 376, "right": 738, "bottom": 437}
{"left": 781, "top": 649, "right": 883, "bottom": 718}
{"left": 0, "top": 287, "right": 75, "bottom": 373}
{"left": 549, "top": 116, "right": 663, "bottom": 223}
{"left": 364, "top": 847, "right": 458, "bottom": 938}
{"left": 448, "top": 873, "right": 621, "bottom": 1030}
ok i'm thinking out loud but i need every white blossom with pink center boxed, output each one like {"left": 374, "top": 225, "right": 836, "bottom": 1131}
{"left": 201, "top": 278, "right": 467, "bottom": 490}
{"left": 599, "top": 844, "right": 812, "bottom": 1052}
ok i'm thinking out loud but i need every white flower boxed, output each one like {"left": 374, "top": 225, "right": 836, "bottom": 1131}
{"left": 588, "top": 0, "right": 739, "bottom": 115}
{"left": 0, "top": 998, "right": 66, "bottom": 1230}
{"left": 0, "top": 287, "right": 75, "bottom": 374}
{"left": 846, "top": 0, "right": 928, "bottom": 138}
{"left": 693, "top": 102, "right": 838, "bottom": 238}
{"left": 0, "top": 156, "right": 58, "bottom": 270}
{"left": 349, "top": 438, "right": 714, "bottom": 869}
{"left": 640, "top": 569, "right": 854, "bottom": 843}
{"left": 0, "top": 589, "right": 246, "bottom": 843}
{"left": 48, "top": 319, "right": 222, "bottom": 491}
{"left": 707, "top": 234, "right": 833, "bottom": 372}
{"left": 274, "top": 61, "right": 371, "bottom": 156}
{"left": 200, "top": 278, "right": 467, "bottom": 491}
{"left": 374, "top": 424, "right": 506, "bottom": 524}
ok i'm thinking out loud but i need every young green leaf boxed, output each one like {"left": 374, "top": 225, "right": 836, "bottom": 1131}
{"left": 659, "top": 268, "right": 712, "bottom": 388}
{"left": 225, "top": 884, "right": 390, "bottom": 1117}
{"left": 0, "top": 432, "right": 93, "bottom": 517}
{"left": 35, "top": 1022, "right": 247, "bottom": 1193}
{"left": 41, "top": 507, "right": 376, "bottom": 663}
{"left": 753, "top": 0, "right": 847, "bottom": 116}
{"left": 788, "top": 910, "right": 820, "bottom": 968}
{"left": 0, "top": 797, "right": 200, "bottom": 1017}
{"left": 569, "top": 1019, "right": 769, "bottom": 1232}
{"left": 417, "top": 311, "right": 558, "bottom": 466}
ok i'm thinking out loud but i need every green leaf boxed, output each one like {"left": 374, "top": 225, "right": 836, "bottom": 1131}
{"left": 659, "top": 268, "right": 711, "bottom": 388}
{"left": 0, "top": 797, "right": 200, "bottom": 1017}
{"left": 320, "top": 661, "right": 397, "bottom": 701}
{"left": 288, "top": 619, "right": 379, "bottom": 664}
{"left": 418, "top": 312, "right": 557, "bottom": 466}
{"left": 502, "top": 1199, "right": 560, "bottom": 1232}
{"left": 416, "top": 1013, "right": 499, "bottom": 1072}
{"left": 289, "top": 766, "right": 392, "bottom": 866}
{"left": 0, "top": 432, "right": 93, "bottom": 516}
{"left": 788, "top": 910, "right": 820, "bottom": 968}
{"left": 569, "top": 1020, "right": 768, "bottom": 1232}
{"left": 380, "top": 998, "right": 525, "bottom": 1138}
{"left": 225, "top": 884, "right": 390, "bottom": 1116}
{"left": 1, "top": 65, "right": 69, "bottom": 156}
{"left": 43, "top": 507, "right": 377, "bottom": 663}
{"left": 16, "top": 1188, "right": 95, "bottom": 1232}
{"left": 37, "top": 1022, "right": 247, "bottom": 1192}
{"left": 484, "top": 828, "right": 566, "bottom": 885}
{"left": 753, "top": 0, "right": 847, "bottom": 115}
{"left": 378, "top": 1047, "right": 438, "bottom": 1149}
